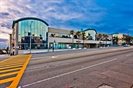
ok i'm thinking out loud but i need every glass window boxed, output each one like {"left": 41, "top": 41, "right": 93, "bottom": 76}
{"left": 18, "top": 19, "right": 48, "bottom": 50}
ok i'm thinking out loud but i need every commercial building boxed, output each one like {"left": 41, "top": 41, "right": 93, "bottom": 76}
{"left": 113, "top": 33, "right": 132, "bottom": 45}
{"left": 10, "top": 17, "right": 113, "bottom": 55}
{"left": 48, "top": 28, "right": 99, "bottom": 49}
{"left": 96, "top": 33, "right": 113, "bottom": 47}
{"left": 11, "top": 17, "right": 49, "bottom": 54}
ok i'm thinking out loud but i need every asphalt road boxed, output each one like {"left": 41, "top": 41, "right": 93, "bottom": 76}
{"left": 19, "top": 47, "right": 133, "bottom": 88}
{"left": 31, "top": 47, "right": 121, "bottom": 59}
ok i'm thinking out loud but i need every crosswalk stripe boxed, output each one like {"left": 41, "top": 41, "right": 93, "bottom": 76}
{"left": 0, "top": 68, "right": 21, "bottom": 73}
{"left": 0, "top": 54, "right": 31, "bottom": 88}
{"left": 8, "top": 55, "right": 32, "bottom": 88}
{"left": 0, "top": 60, "right": 26, "bottom": 64}
{"left": 0, "top": 71, "right": 18, "bottom": 78}
{"left": 0, "top": 57, "right": 16, "bottom": 63}
{"left": 0, "top": 63, "right": 23, "bottom": 68}
{"left": 0, "top": 77, "right": 15, "bottom": 84}
{"left": 0, "top": 65, "right": 22, "bottom": 70}
{"left": 0, "top": 56, "right": 26, "bottom": 63}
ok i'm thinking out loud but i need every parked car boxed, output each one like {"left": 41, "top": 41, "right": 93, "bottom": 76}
{"left": 123, "top": 44, "right": 130, "bottom": 47}
{"left": 0, "top": 49, "right": 7, "bottom": 54}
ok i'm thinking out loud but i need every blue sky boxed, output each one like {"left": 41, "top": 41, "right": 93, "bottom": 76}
{"left": 0, "top": 0, "right": 133, "bottom": 42}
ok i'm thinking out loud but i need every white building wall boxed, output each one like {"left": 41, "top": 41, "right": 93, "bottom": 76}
{"left": 85, "top": 30, "right": 96, "bottom": 40}
{"left": 48, "top": 37, "right": 112, "bottom": 44}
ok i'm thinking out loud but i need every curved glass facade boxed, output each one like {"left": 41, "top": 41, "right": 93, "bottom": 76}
{"left": 18, "top": 19, "right": 48, "bottom": 50}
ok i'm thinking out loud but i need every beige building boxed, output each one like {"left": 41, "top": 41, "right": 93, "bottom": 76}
{"left": 113, "top": 33, "right": 131, "bottom": 45}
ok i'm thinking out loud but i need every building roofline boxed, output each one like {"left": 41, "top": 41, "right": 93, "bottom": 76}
{"left": 84, "top": 28, "right": 97, "bottom": 34}
{"left": 12, "top": 17, "right": 49, "bottom": 28}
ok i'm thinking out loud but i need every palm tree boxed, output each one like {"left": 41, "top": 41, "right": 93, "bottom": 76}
{"left": 113, "top": 36, "right": 118, "bottom": 45}
{"left": 76, "top": 31, "right": 81, "bottom": 48}
{"left": 130, "top": 37, "right": 133, "bottom": 45}
{"left": 123, "top": 35, "right": 131, "bottom": 45}
{"left": 76, "top": 31, "right": 81, "bottom": 39}
{"left": 70, "top": 30, "right": 74, "bottom": 36}
{"left": 87, "top": 33, "right": 93, "bottom": 40}
{"left": 102, "top": 34, "right": 108, "bottom": 40}
{"left": 96, "top": 34, "right": 103, "bottom": 47}
{"left": 96, "top": 34, "right": 102, "bottom": 41}
{"left": 70, "top": 30, "right": 74, "bottom": 48}
{"left": 103, "top": 34, "right": 109, "bottom": 47}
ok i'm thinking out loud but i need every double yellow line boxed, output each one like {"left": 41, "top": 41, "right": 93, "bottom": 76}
{"left": 0, "top": 54, "right": 32, "bottom": 88}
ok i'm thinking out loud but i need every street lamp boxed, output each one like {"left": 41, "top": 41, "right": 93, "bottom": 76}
{"left": 81, "top": 29, "right": 85, "bottom": 48}
{"left": 29, "top": 21, "right": 33, "bottom": 53}
{"left": 52, "top": 40, "right": 56, "bottom": 52}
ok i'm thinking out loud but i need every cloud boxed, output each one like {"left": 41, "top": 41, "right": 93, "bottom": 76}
{"left": 0, "top": 0, "right": 133, "bottom": 36}
{"left": 0, "top": 26, "right": 12, "bottom": 34}
{"left": 0, "top": 38, "right": 8, "bottom": 42}
{"left": 0, "top": 32, "right": 10, "bottom": 40}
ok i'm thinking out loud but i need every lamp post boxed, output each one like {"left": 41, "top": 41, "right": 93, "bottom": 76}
{"left": 52, "top": 40, "right": 56, "bottom": 52}
{"left": 81, "top": 29, "right": 85, "bottom": 48}
{"left": 29, "top": 21, "right": 33, "bottom": 53}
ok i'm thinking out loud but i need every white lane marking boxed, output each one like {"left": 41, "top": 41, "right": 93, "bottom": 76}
{"left": 126, "top": 54, "right": 132, "bottom": 57}
{"left": 32, "top": 55, "right": 60, "bottom": 59}
{"left": 126, "top": 55, "right": 129, "bottom": 57}
{"left": 22, "top": 58, "right": 117, "bottom": 87}
{"left": 32, "top": 55, "right": 58, "bottom": 59}
{"left": 0, "top": 57, "right": 11, "bottom": 63}
{"left": 32, "top": 56, "right": 49, "bottom": 59}
{"left": 51, "top": 56, "right": 57, "bottom": 58}
{"left": 98, "top": 85, "right": 114, "bottom": 88}
{"left": 18, "top": 86, "right": 21, "bottom": 88}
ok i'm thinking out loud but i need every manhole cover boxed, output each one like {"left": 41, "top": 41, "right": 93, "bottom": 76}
{"left": 98, "top": 84, "right": 114, "bottom": 88}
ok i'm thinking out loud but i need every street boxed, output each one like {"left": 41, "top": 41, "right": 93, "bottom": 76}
{"left": 18, "top": 47, "right": 133, "bottom": 88}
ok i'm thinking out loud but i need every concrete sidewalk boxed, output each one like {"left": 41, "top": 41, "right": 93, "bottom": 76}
{"left": 18, "top": 47, "right": 120, "bottom": 54}
{"left": 0, "top": 54, "right": 9, "bottom": 61}
{"left": 0, "top": 47, "right": 118, "bottom": 62}
{"left": 19, "top": 49, "right": 75, "bottom": 54}
{"left": 31, "top": 47, "right": 124, "bottom": 58}
{"left": 30, "top": 46, "right": 133, "bottom": 65}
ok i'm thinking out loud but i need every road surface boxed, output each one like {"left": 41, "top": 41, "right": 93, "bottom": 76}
{"left": 16, "top": 47, "right": 133, "bottom": 88}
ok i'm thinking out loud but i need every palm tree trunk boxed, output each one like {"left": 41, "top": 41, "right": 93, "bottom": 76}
{"left": 72, "top": 37, "right": 74, "bottom": 49}
{"left": 83, "top": 39, "right": 85, "bottom": 48}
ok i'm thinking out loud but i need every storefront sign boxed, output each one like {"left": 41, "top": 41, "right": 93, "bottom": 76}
{"left": 76, "top": 41, "right": 81, "bottom": 43}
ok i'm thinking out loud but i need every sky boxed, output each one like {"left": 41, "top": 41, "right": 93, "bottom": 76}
{"left": 0, "top": 0, "right": 133, "bottom": 43}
